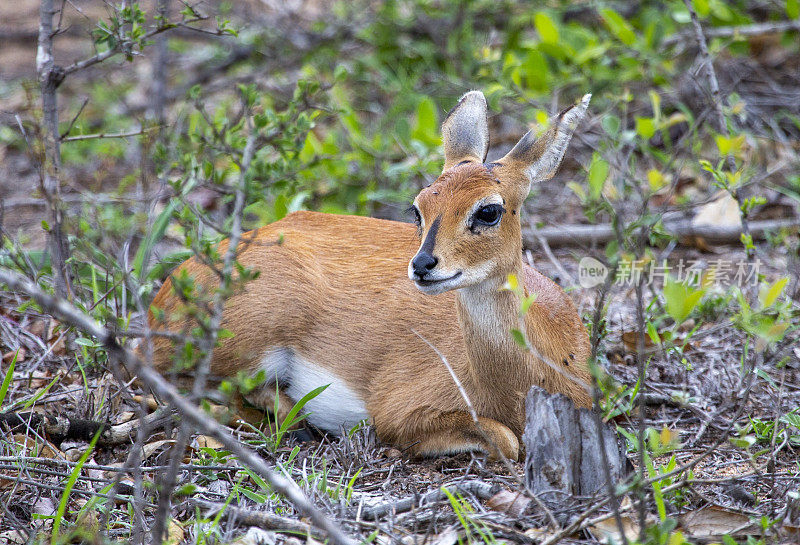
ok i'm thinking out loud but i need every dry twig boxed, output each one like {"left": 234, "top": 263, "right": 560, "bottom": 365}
{"left": 0, "top": 268, "right": 357, "bottom": 545}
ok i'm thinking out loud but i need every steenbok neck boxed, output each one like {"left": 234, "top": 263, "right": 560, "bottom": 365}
{"left": 454, "top": 263, "right": 533, "bottom": 383}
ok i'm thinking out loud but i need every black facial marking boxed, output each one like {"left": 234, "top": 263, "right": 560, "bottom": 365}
{"left": 484, "top": 163, "right": 503, "bottom": 184}
{"left": 419, "top": 215, "right": 442, "bottom": 256}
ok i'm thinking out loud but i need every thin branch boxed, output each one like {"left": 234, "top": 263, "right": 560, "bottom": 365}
{"left": 0, "top": 408, "right": 171, "bottom": 446}
{"left": 664, "top": 19, "right": 800, "bottom": 47}
{"left": 192, "top": 499, "right": 327, "bottom": 538}
{"left": 682, "top": 0, "right": 754, "bottom": 258}
{"left": 151, "top": 112, "right": 255, "bottom": 542}
{"left": 62, "top": 18, "right": 206, "bottom": 77}
{"left": 587, "top": 261, "right": 629, "bottom": 545}
{"left": 59, "top": 97, "right": 89, "bottom": 139}
{"left": 412, "top": 329, "right": 561, "bottom": 529}
{"left": 522, "top": 218, "right": 798, "bottom": 247}
{"left": 61, "top": 127, "right": 158, "bottom": 142}
{"left": 534, "top": 234, "right": 575, "bottom": 286}
{"left": 37, "top": 0, "right": 71, "bottom": 299}
{"left": 360, "top": 480, "right": 499, "bottom": 520}
{"left": 0, "top": 268, "right": 356, "bottom": 545}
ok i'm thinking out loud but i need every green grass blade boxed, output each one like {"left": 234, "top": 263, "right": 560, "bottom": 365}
{"left": 52, "top": 428, "right": 102, "bottom": 544}
{"left": 0, "top": 351, "right": 17, "bottom": 408}
{"left": 277, "top": 384, "right": 329, "bottom": 436}
{"left": 132, "top": 199, "right": 178, "bottom": 280}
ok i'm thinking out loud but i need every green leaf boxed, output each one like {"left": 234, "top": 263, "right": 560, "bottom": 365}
{"left": 510, "top": 328, "right": 529, "bottom": 348}
{"left": 520, "top": 293, "right": 537, "bottom": 315}
{"left": 646, "top": 321, "right": 661, "bottom": 346}
{"left": 174, "top": 483, "right": 197, "bottom": 496}
{"left": 788, "top": 0, "right": 800, "bottom": 19}
{"left": 299, "top": 130, "right": 321, "bottom": 163}
{"left": 780, "top": 413, "right": 800, "bottom": 429}
{"left": 647, "top": 169, "right": 666, "bottom": 191}
{"left": 587, "top": 153, "right": 609, "bottom": 200}
{"left": 601, "top": 9, "right": 636, "bottom": 46}
{"left": 534, "top": 12, "right": 559, "bottom": 45}
{"left": 715, "top": 134, "right": 746, "bottom": 157}
{"left": 333, "top": 64, "right": 347, "bottom": 82}
{"left": 523, "top": 49, "right": 548, "bottom": 92}
{"left": 277, "top": 384, "right": 329, "bottom": 438}
{"left": 635, "top": 117, "right": 656, "bottom": 140}
{"left": 601, "top": 115, "right": 621, "bottom": 137}
{"left": 503, "top": 273, "right": 519, "bottom": 292}
{"left": 273, "top": 194, "right": 288, "bottom": 220}
{"left": 413, "top": 97, "right": 438, "bottom": 144}
{"left": 693, "top": 0, "right": 711, "bottom": 17}
{"left": 759, "top": 277, "right": 788, "bottom": 309}
{"left": 241, "top": 488, "right": 268, "bottom": 503}
{"left": 663, "top": 277, "right": 705, "bottom": 325}
{"left": 729, "top": 435, "right": 756, "bottom": 449}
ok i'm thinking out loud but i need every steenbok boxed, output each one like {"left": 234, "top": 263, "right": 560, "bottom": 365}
{"left": 144, "top": 91, "right": 592, "bottom": 460}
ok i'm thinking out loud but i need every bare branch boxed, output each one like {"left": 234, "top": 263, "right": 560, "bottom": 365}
{"left": 61, "top": 127, "right": 157, "bottom": 142}
{"left": 664, "top": 19, "right": 800, "bottom": 47}
{"left": 0, "top": 268, "right": 356, "bottom": 545}
{"left": 37, "top": 0, "right": 72, "bottom": 299}
{"left": 151, "top": 104, "right": 255, "bottom": 542}
{"left": 522, "top": 218, "right": 799, "bottom": 247}
{"left": 62, "top": 18, "right": 209, "bottom": 77}
{"left": 682, "top": 0, "right": 755, "bottom": 259}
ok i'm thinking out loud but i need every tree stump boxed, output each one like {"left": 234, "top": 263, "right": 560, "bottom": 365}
{"left": 523, "top": 386, "right": 627, "bottom": 506}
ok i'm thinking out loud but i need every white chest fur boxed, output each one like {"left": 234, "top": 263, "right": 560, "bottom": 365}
{"left": 259, "top": 348, "right": 370, "bottom": 433}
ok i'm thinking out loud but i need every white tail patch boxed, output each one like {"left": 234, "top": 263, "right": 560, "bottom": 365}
{"left": 259, "top": 348, "right": 370, "bottom": 433}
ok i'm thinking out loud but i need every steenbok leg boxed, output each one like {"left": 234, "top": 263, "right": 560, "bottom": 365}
{"left": 408, "top": 412, "right": 520, "bottom": 461}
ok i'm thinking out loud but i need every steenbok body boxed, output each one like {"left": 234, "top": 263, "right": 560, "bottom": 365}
{"left": 145, "top": 91, "right": 592, "bottom": 460}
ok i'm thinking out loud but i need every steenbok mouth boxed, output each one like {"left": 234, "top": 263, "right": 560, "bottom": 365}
{"left": 414, "top": 272, "right": 462, "bottom": 288}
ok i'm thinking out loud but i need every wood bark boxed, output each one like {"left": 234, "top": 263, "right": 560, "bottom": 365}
{"left": 37, "top": 0, "right": 71, "bottom": 299}
{"left": 523, "top": 387, "right": 627, "bottom": 509}
{"left": 522, "top": 217, "right": 797, "bottom": 248}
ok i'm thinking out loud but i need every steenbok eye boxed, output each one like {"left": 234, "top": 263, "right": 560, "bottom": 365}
{"left": 407, "top": 206, "right": 422, "bottom": 226}
{"left": 471, "top": 204, "right": 504, "bottom": 228}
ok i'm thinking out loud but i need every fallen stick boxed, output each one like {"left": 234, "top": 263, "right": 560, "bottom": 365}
{"left": 0, "top": 268, "right": 356, "bottom": 545}
{"left": 0, "top": 409, "right": 171, "bottom": 446}
{"left": 360, "top": 479, "right": 499, "bottom": 520}
{"left": 664, "top": 19, "right": 800, "bottom": 47}
{"left": 523, "top": 218, "right": 798, "bottom": 248}
{"left": 192, "top": 499, "right": 325, "bottom": 539}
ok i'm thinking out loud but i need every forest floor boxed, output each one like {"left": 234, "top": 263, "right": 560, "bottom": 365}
{"left": 1, "top": 1, "right": 800, "bottom": 544}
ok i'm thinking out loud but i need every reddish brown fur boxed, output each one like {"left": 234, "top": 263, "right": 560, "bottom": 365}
{"left": 146, "top": 210, "right": 590, "bottom": 459}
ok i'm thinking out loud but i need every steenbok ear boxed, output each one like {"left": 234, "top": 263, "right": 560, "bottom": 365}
{"left": 497, "top": 94, "right": 590, "bottom": 186}
{"left": 441, "top": 90, "right": 490, "bottom": 171}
